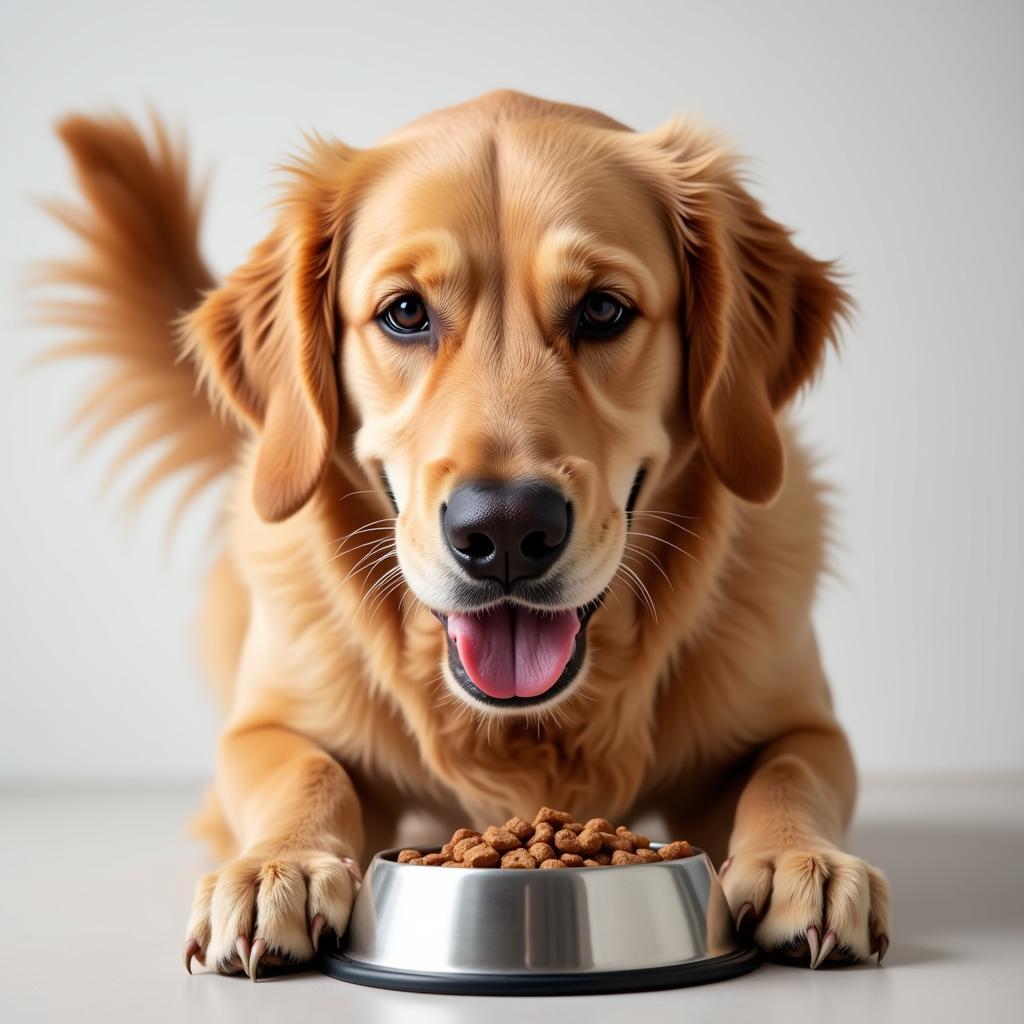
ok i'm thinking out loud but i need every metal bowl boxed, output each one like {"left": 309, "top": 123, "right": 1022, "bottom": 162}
{"left": 319, "top": 843, "right": 760, "bottom": 995}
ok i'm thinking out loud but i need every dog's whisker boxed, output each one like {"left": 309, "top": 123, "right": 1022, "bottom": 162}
{"left": 341, "top": 539, "right": 397, "bottom": 578}
{"left": 368, "top": 574, "right": 407, "bottom": 622}
{"left": 339, "top": 547, "right": 397, "bottom": 590}
{"left": 336, "top": 488, "right": 380, "bottom": 506}
{"left": 329, "top": 525, "right": 397, "bottom": 556}
{"left": 627, "top": 529, "right": 699, "bottom": 564}
{"left": 357, "top": 562, "right": 404, "bottom": 610}
{"left": 617, "top": 563, "right": 658, "bottom": 622}
{"left": 334, "top": 517, "right": 398, "bottom": 546}
{"left": 400, "top": 593, "right": 425, "bottom": 631}
{"left": 352, "top": 562, "right": 403, "bottom": 614}
{"left": 630, "top": 511, "right": 704, "bottom": 542}
{"left": 623, "top": 543, "right": 674, "bottom": 589}
{"left": 318, "top": 535, "right": 394, "bottom": 573}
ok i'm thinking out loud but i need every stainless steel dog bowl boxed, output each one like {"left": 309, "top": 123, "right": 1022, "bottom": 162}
{"left": 319, "top": 844, "right": 760, "bottom": 995}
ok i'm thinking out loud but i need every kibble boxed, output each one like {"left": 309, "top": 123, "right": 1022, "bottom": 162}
{"left": 463, "top": 843, "right": 500, "bottom": 868}
{"left": 482, "top": 825, "right": 521, "bottom": 852}
{"left": 532, "top": 822, "right": 556, "bottom": 845}
{"left": 554, "top": 828, "right": 582, "bottom": 854}
{"left": 528, "top": 841, "right": 556, "bottom": 863}
{"left": 453, "top": 835, "right": 483, "bottom": 861}
{"left": 533, "top": 807, "right": 575, "bottom": 826}
{"left": 394, "top": 808, "right": 697, "bottom": 870}
{"left": 505, "top": 817, "right": 535, "bottom": 843}
{"left": 501, "top": 849, "right": 538, "bottom": 869}
{"left": 658, "top": 841, "right": 694, "bottom": 861}
{"left": 611, "top": 850, "right": 642, "bottom": 865}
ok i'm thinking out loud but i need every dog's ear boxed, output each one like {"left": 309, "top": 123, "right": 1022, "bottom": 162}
{"left": 183, "top": 141, "right": 355, "bottom": 522}
{"left": 640, "top": 121, "right": 851, "bottom": 504}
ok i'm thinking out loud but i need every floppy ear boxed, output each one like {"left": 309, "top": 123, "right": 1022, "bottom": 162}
{"left": 182, "top": 141, "right": 354, "bottom": 522}
{"left": 643, "top": 121, "right": 852, "bottom": 504}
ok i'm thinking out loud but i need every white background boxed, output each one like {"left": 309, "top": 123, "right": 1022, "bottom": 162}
{"left": 1, "top": 0, "right": 1020, "bottom": 782}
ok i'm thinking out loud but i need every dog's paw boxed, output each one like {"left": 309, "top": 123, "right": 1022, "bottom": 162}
{"left": 183, "top": 848, "right": 358, "bottom": 979}
{"left": 720, "top": 841, "right": 890, "bottom": 968}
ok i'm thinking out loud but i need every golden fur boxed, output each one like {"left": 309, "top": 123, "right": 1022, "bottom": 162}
{"left": 43, "top": 91, "right": 889, "bottom": 975}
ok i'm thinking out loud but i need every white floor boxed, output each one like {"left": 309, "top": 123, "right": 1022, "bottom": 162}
{"left": 2, "top": 777, "right": 1022, "bottom": 1023}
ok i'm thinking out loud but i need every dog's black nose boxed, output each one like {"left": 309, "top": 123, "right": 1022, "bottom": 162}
{"left": 443, "top": 481, "right": 571, "bottom": 586}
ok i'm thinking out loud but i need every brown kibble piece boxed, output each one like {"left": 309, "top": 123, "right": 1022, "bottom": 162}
{"left": 658, "top": 841, "right": 693, "bottom": 861}
{"left": 505, "top": 816, "right": 535, "bottom": 843}
{"left": 540, "top": 858, "right": 566, "bottom": 869}
{"left": 482, "top": 826, "right": 521, "bottom": 852}
{"left": 554, "top": 829, "right": 582, "bottom": 854}
{"left": 636, "top": 848, "right": 660, "bottom": 863}
{"left": 440, "top": 842, "right": 454, "bottom": 858}
{"left": 464, "top": 843, "right": 500, "bottom": 868}
{"left": 583, "top": 858, "right": 602, "bottom": 867}
{"left": 584, "top": 818, "right": 614, "bottom": 834}
{"left": 451, "top": 828, "right": 480, "bottom": 845}
{"left": 577, "top": 829, "right": 603, "bottom": 855}
{"left": 397, "top": 849, "right": 422, "bottom": 863}
{"left": 533, "top": 806, "right": 575, "bottom": 826}
{"left": 611, "top": 850, "right": 642, "bottom": 865}
{"left": 531, "top": 822, "right": 555, "bottom": 845}
{"left": 408, "top": 857, "right": 426, "bottom": 865}
{"left": 560, "top": 853, "right": 585, "bottom": 867}
{"left": 442, "top": 859, "right": 467, "bottom": 868}
{"left": 421, "top": 852, "right": 448, "bottom": 865}
{"left": 566, "top": 822, "right": 585, "bottom": 834}
{"left": 528, "top": 841, "right": 556, "bottom": 863}
{"left": 593, "top": 851, "right": 612, "bottom": 865}
{"left": 616, "top": 827, "right": 651, "bottom": 848}
{"left": 501, "top": 849, "right": 538, "bottom": 869}
{"left": 453, "top": 836, "right": 482, "bottom": 861}
{"left": 598, "top": 832, "right": 634, "bottom": 852}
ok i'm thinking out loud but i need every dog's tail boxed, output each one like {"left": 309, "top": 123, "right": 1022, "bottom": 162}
{"left": 37, "top": 114, "right": 237, "bottom": 523}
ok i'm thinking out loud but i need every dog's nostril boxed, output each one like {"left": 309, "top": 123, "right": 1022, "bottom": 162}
{"left": 463, "top": 532, "right": 495, "bottom": 560}
{"left": 520, "top": 529, "right": 554, "bottom": 561}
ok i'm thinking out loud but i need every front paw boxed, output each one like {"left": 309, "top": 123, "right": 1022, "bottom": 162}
{"left": 183, "top": 848, "right": 358, "bottom": 979}
{"left": 721, "top": 841, "right": 890, "bottom": 968}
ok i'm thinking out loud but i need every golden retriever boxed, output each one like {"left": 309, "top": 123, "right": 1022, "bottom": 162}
{"left": 44, "top": 90, "right": 890, "bottom": 978}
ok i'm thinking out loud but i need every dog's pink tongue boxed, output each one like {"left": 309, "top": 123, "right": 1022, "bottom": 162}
{"left": 447, "top": 606, "right": 580, "bottom": 699}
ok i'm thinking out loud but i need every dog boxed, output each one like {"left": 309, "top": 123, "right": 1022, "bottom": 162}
{"left": 44, "top": 90, "right": 890, "bottom": 977}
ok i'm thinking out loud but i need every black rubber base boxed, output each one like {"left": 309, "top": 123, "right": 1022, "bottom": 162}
{"left": 317, "top": 944, "right": 761, "bottom": 996}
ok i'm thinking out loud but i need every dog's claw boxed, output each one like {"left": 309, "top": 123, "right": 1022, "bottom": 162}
{"left": 735, "top": 901, "right": 756, "bottom": 936}
{"left": 235, "top": 936, "right": 252, "bottom": 978}
{"left": 877, "top": 934, "right": 889, "bottom": 965}
{"left": 311, "top": 913, "right": 326, "bottom": 952}
{"left": 812, "top": 929, "right": 837, "bottom": 969}
{"left": 806, "top": 925, "right": 821, "bottom": 968}
{"left": 183, "top": 937, "right": 200, "bottom": 975}
{"left": 248, "top": 938, "right": 267, "bottom": 982}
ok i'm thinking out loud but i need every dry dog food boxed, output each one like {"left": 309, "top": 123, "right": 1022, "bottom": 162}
{"left": 396, "top": 807, "right": 695, "bottom": 869}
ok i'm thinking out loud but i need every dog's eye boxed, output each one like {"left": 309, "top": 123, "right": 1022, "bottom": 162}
{"left": 379, "top": 294, "right": 431, "bottom": 338}
{"left": 575, "top": 291, "right": 634, "bottom": 342}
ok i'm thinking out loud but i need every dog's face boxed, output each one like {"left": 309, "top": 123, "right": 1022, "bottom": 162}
{"left": 339, "top": 117, "right": 684, "bottom": 713}
{"left": 186, "top": 92, "right": 848, "bottom": 717}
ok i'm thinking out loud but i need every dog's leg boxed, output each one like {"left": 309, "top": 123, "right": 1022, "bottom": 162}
{"left": 721, "top": 725, "right": 891, "bottom": 968}
{"left": 183, "top": 724, "right": 363, "bottom": 978}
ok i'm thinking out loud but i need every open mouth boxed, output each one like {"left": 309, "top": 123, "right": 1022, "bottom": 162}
{"left": 434, "top": 596, "right": 605, "bottom": 707}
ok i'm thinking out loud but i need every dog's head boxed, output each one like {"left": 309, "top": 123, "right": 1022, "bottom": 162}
{"left": 186, "top": 91, "right": 849, "bottom": 716}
